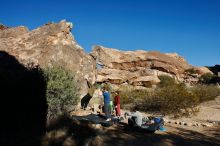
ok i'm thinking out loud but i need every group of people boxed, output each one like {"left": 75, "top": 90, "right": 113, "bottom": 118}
{"left": 86, "top": 84, "right": 165, "bottom": 132}
{"left": 89, "top": 85, "right": 121, "bottom": 121}
{"left": 102, "top": 87, "right": 121, "bottom": 121}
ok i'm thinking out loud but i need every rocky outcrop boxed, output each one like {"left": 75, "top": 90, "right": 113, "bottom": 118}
{"left": 0, "top": 20, "right": 96, "bottom": 97}
{"left": 91, "top": 45, "right": 211, "bottom": 87}
{"left": 0, "top": 24, "right": 9, "bottom": 30}
{"left": 0, "top": 21, "right": 213, "bottom": 92}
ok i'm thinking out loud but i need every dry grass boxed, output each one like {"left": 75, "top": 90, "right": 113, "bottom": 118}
{"left": 120, "top": 75, "right": 220, "bottom": 116}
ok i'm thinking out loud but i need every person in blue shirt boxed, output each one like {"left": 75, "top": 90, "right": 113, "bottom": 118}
{"left": 102, "top": 87, "right": 111, "bottom": 121}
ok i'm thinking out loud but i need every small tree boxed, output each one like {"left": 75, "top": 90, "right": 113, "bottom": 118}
{"left": 43, "top": 66, "right": 79, "bottom": 120}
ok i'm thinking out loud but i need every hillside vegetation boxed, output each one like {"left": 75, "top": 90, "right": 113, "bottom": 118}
{"left": 120, "top": 75, "right": 220, "bottom": 116}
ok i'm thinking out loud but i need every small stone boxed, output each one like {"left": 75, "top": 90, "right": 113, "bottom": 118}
{"left": 196, "top": 123, "right": 201, "bottom": 127}
{"left": 167, "top": 121, "right": 172, "bottom": 124}
{"left": 193, "top": 123, "right": 197, "bottom": 126}
{"left": 202, "top": 123, "right": 213, "bottom": 127}
{"left": 202, "top": 123, "right": 207, "bottom": 127}
{"left": 186, "top": 122, "right": 193, "bottom": 126}
{"left": 95, "top": 124, "right": 102, "bottom": 129}
{"left": 163, "top": 118, "right": 169, "bottom": 123}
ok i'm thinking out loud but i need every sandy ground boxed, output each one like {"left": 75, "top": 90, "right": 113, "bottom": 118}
{"left": 181, "top": 96, "right": 220, "bottom": 123}
{"left": 87, "top": 124, "right": 220, "bottom": 146}
{"left": 64, "top": 97, "right": 220, "bottom": 146}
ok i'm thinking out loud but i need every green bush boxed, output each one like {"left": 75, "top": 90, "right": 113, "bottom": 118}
{"left": 191, "top": 84, "right": 220, "bottom": 102}
{"left": 43, "top": 66, "right": 79, "bottom": 120}
{"left": 118, "top": 86, "right": 149, "bottom": 109}
{"left": 120, "top": 75, "right": 220, "bottom": 116}
{"left": 137, "top": 84, "right": 199, "bottom": 116}
{"left": 158, "top": 75, "right": 176, "bottom": 87}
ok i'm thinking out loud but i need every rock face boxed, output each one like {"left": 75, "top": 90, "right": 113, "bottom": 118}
{"left": 0, "top": 20, "right": 213, "bottom": 93}
{"left": 0, "top": 24, "right": 9, "bottom": 30}
{"left": 0, "top": 20, "right": 96, "bottom": 97}
{"left": 91, "top": 45, "right": 211, "bottom": 87}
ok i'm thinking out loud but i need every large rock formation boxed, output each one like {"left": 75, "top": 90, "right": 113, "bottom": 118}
{"left": 0, "top": 20, "right": 96, "bottom": 96}
{"left": 0, "top": 20, "right": 213, "bottom": 93}
{"left": 91, "top": 45, "right": 212, "bottom": 87}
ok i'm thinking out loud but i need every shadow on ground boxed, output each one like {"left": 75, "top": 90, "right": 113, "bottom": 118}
{"left": 42, "top": 115, "right": 98, "bottom": 146}
{"left": 42, "top": 114, "right": 220, "bottom": 146}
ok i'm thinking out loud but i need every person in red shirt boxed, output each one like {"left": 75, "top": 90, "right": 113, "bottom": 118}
{"left": 114, "top": 91, "right": 121, "bottom": 117}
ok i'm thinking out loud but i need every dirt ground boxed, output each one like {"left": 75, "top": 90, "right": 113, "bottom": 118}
{"left": 89, "top": 97, "right": 220, "bottom": 146}
{"left": 87, "top": 124, "right": 220, "bottom": 146}
{"left": 179, "top": 96, "right": 220, "bottom": 123}
{"left": 44, "top": 97, "right": 220, "bottom": 146}
{"left": 43, "top": 116, "right": 220, "bottom": 146}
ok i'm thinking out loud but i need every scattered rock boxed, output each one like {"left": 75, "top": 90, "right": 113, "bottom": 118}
{"left": 167, "top": 120, "right": 215, "bottom": 127}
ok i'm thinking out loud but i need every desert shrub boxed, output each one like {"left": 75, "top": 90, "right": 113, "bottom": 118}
{"left": 118, "top": 86, "right": 135, "bottom": 108}
{"left": 199, "top": 73, "right": 215, "bottom": 84}
{"left": 119, "top": 75, "right": 220, "bottom": 116}
{"left": 118, "top": 86, "right": 148, "bottom": 109}
{"left": 43, "top": 66, "right": 79, "bottom": 120}
{"left": 136, "top": 84, "right": 199, "bottom": 116}
{"left": 122, "top": 89, "right": 148, "bottom": 106}
{"left": 158, "top": 75, "right": 176, "bottom": 87}
{"left": 191, "top": 84, "right": 220, "bottom": 102}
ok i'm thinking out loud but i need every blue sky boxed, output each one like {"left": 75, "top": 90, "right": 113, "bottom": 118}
{"left": 1, "top": 0, "right": 220, "bottom": 66}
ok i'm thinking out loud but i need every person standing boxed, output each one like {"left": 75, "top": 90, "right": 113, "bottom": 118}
{"left": 102, "top": 87, "right": 111, "bottom": 121}
{"left": 114, "top": 91, "right": 121, "bottom": 117}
